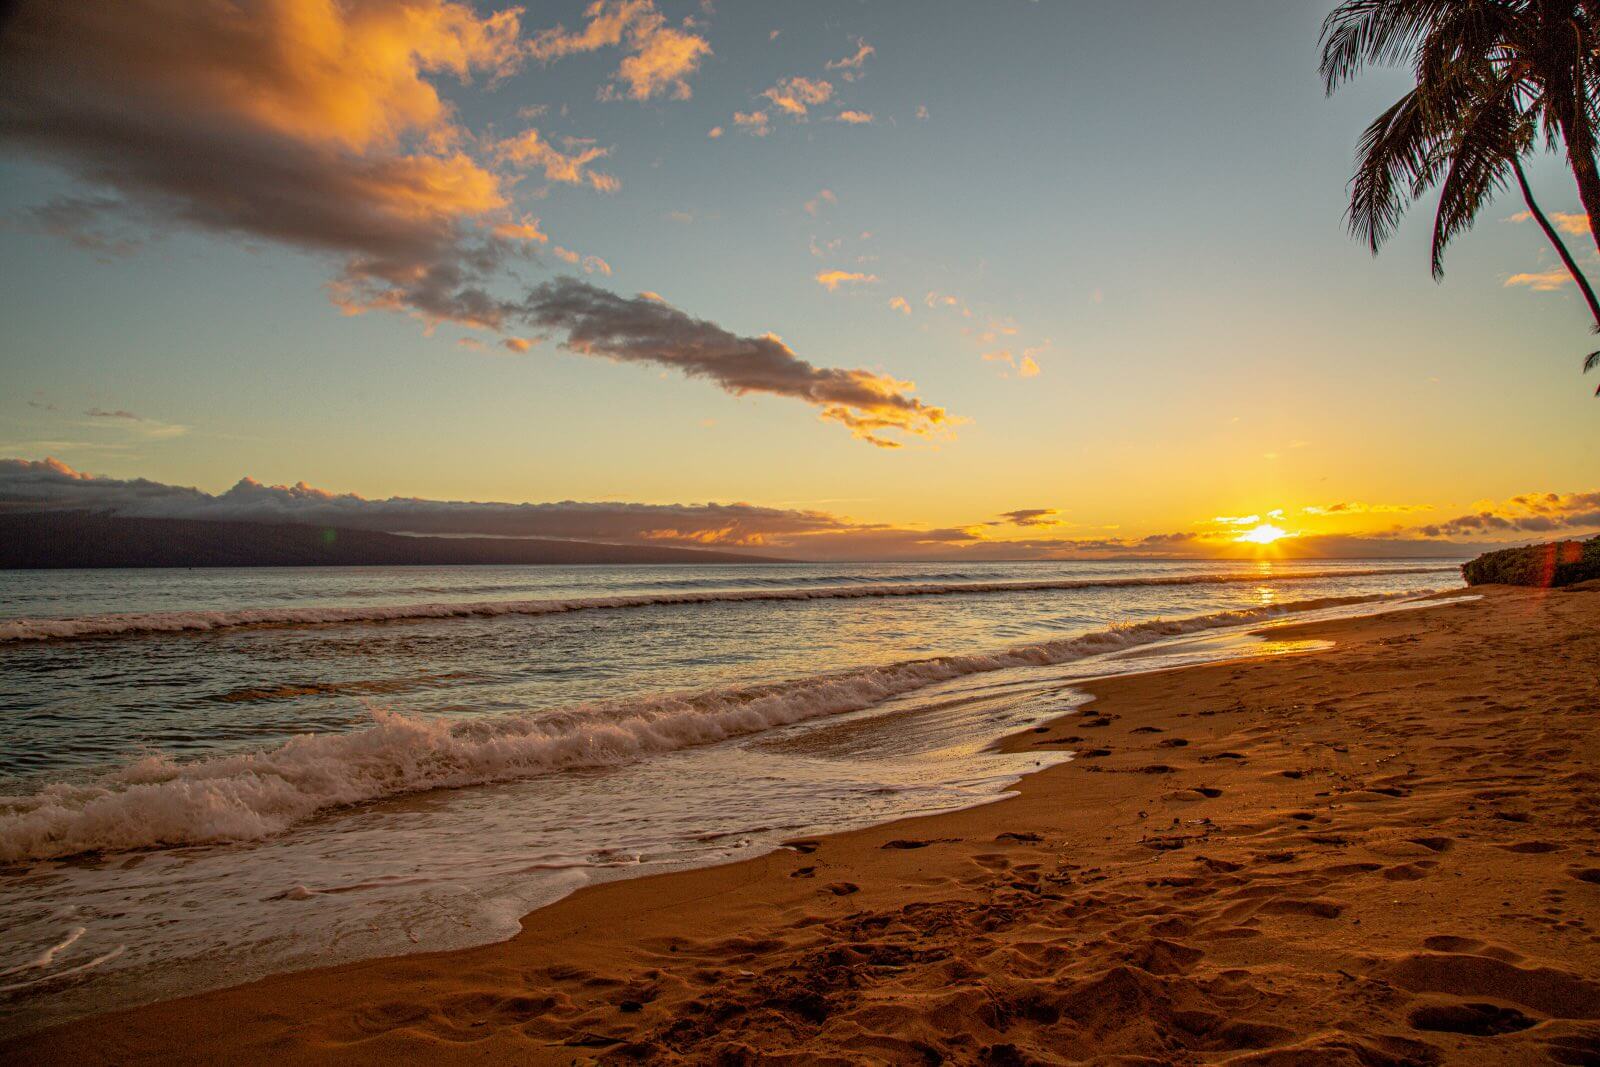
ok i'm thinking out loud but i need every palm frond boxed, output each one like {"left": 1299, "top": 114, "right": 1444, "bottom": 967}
{"left": 1320, "top": 0, "right": 1462, "bottom": 91}
{"left": 1349, "top": 89, "right": 1445, "bottom": 251}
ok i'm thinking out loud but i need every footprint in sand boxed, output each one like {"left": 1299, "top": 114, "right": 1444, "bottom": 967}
{"left": 1408, "top": 1000, "right": 1539, "bottom": 1036}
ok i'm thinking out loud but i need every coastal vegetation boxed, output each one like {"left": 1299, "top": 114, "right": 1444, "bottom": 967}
{"left": 1462, "top": 534, "right": 1600, "bottom": 584}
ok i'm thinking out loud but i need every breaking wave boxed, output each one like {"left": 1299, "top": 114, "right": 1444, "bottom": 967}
{"left": 0, "top": 566, "right": 1454, "bottom": 643}
{"left": 0, "top": 590, "right": 1432, "bottom": 862}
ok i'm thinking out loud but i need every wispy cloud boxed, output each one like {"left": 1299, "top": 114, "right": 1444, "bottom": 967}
{"left": 804, "top": 189, "right": 837, "bottom": 216}
{"left": 732, "top": 110, "right": 771, "bottom": 136}
{"left": 1505, "top": 267, "right": 1574, "bottom": 291}
{"left": 825, "top": 39, "right": 875, "bottom": 81}
{"left": 1506, "top": 209, "right": 1591, "bottom": 236}
{"left": 835, "top": 110, "right": 874, "bottom": 125}
{"left": 493, "top": 129, "right": 619, "bottom": 192}
{"left": 815, "top": 269, "right": 878, "bottom": 292}
{"left": 529, "top": 0, "right": 710, "bottom": 102}
{"left": 762, "top": 76, "right": 833, "bottom": 117}
{"left": 996, "top": 508, "right": 1059, "bottom": 527}
{"left": 517, "top": 278, "right": 952, "bottom": 447}
{"left": 889, "top": 296, "right": 912, "bottom": 315}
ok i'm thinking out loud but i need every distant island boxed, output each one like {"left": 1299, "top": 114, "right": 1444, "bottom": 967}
{"left": 0, "top": 512, "right": 779, "bottom": 569}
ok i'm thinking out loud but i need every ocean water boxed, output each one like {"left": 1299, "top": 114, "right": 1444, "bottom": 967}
{"left": 0, "top": 559, "right": 1465, "bottom": 1033}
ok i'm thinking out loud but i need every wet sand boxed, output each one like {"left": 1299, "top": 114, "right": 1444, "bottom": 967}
{"left": 8, "top": 585, "right": 1599, "bottom": 1065}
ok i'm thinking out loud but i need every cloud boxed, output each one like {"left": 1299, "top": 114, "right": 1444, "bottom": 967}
{"left": 815, "top": 270, "right": 878, "bottom": 292}
{"left": 501, "top": 337, "right": 536, "bottom": 353}
{"left": 1415, "top": 490, "right": 1600, "bottom": 538}
{"left": 493, "top": 129, "right": 619, "bottom": 192}
{"left": 0, "top": 0, "right": 543, "bottom": 330}
{"left": 732, "top": 110, "right": 771, "bottom": 136}
{"left": 762, "top": 76, "right": 833, "bottom": 117}
{"left": 804, "top": 189, "right": 837, "bottom": 216}
{"left": 1505, "top": 268, "right": 1573, "bottom": 291}
{"left": 825, "top": 39, "right": 875, "bottom": 81}
{"left": 997, "top": 508, "right": 1059, "bottom": 527}
{"left": 1507, "top": 209, "right": 1591, "bottom": 235}
{"left": 2, "top": 458, "right": 1541, "bottom": 561}
{"left": 550, "top": 247, "right": 612, "bottom": 275}
{"left": 889, "top": 296, "right": 912, "bottom": 315}
{"left": 0, "top": 457, "right": 852, "bottom": 548}
{"left": 1301, "top": 501, "right": 1431, "bottom": 516}
{"left": 835, "top": 110, "right": 874, "bottom": 125}
{"left": 77, "top": 407, "right": 189, "bottom": 439}
{"left": 529, "top": 0, "right": 710, "bottom": 102}
{"left": 981, "top": 348, "right": 1040, "bottom": 378}
{"left": 18, "top": 196, "right": 141, "bottom": 257}
{"left": 492, "top": 214, "right": 550, "bottom": 243}
{"left": 707, "top": 126, "right": 723, "bottom": 138}
{"left": 516, "top": 278, "right": 952, "bottom": 447}
{"left": 916, "top": 105, "right": 929, "bottom": 120}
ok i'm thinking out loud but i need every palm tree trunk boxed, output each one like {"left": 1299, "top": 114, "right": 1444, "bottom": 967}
{"left": 1552, "top": 89, "right": 1600, "bottom": 255}
{"left": 1514, "top": 157, "right": 1600, "bottom": 331}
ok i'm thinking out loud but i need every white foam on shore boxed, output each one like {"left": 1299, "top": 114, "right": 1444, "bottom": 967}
{"left": 0, "top": 566, "right": 1455, "bottom": 643}
{"left": 0, "top": 590, "right": 1434, "bottom": 864}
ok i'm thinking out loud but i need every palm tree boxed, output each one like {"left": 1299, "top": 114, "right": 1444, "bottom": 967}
{"left": 1320, "top": 0, "right": 1600, "bottom": 390}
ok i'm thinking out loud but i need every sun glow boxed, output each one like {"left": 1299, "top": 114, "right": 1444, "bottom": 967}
{"left": 1235, "top": 523, "right": 1289, "bottom": 545}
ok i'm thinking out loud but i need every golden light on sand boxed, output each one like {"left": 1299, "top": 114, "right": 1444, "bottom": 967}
{"left": 1235, "top": 523, "right": 1289, "bottom": 545}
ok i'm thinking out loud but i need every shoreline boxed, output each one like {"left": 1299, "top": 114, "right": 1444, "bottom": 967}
{"left": 8, "top": 585, "right": 1599, "bottom": 1064}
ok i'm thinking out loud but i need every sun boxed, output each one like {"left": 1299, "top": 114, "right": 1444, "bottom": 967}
{"left": 1235, "top": 523, "right": 1289, "bottom": 545}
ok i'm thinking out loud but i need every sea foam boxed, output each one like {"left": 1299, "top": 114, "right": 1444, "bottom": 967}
{"left": 0, "top": 590, "right": 1431, "bottom": 863}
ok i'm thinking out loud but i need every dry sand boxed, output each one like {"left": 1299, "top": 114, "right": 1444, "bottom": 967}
{"left": 7, "top": 585, "right": 1599, "bottom": 1065}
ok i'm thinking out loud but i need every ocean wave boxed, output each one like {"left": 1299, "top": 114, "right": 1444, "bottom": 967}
{"left": 0, "top": 590, "right": 1433, "bottom": 862}
{"left": 0, "top": 566, "right": 1455, "bottom": 643}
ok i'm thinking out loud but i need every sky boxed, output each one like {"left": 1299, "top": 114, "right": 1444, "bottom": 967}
{"left": 0, "top": 0, "right": 1596, "bottom": 560}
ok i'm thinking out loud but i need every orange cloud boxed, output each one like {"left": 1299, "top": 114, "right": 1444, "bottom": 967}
{"left": 529, "top": 0, "right": 709, "bottom": 101}
{"left": 492, "top": 214, "right": 550, "bottom": 243}
{"left": 494, "top": 129, "right": 619, "bottom": 192}
{"left": 762, "top": 76, "right": 833, "bottom": 116}
{"left": 733, "top": 110, "right": 771, "bottom": 136}
{"left": 1507, "top": 210, "right": 1591, "bottom": 236}
{"left": 0, "top": 0, "right": 541, "bottom": 329}
{"left": 1505, "top": 268, "right": 1573, "bottom": 291}
{"left": 551, "top": 247, "right": 612, "bottom": 275}
{"left": 815, "top": 269, "right": 879, "bottom": 291}
{"left": 889, "top": 296, "right": 912, "bottom": 315}
{"left": 825, "top": 39, "right": 875, "bottom": 81}
{"left": 835, "top": 110, "right": 874, "bottom": 125}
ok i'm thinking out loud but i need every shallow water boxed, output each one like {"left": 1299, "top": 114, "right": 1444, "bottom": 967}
{"left": 0, "top": 558, "right": 1463, "bottom": 1034}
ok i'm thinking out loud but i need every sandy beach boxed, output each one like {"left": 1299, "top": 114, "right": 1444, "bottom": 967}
{"left": 7, "top": 584, "right": 1598, "bottom": 1065}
